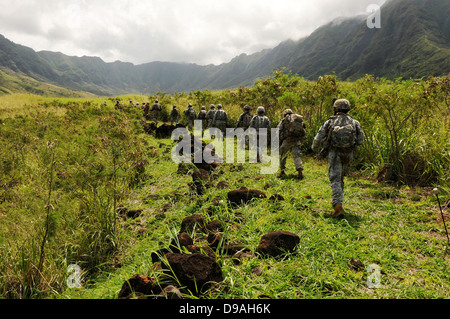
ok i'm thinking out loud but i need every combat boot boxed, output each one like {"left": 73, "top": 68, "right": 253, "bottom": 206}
{"left": 297, "top": 169, "right": 304, "bottom": 180}
{"left": 332, "top": 205, "right": 345, "bottom": 218}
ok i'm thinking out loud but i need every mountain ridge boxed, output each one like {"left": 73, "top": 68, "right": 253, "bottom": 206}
{"left": 0, "top": 0, "right": 449, "bottom": 96}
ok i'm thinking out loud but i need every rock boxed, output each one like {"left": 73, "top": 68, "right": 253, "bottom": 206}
{"left": 207, "top": 232, "right": 223, "bottom": 248}
{"left": 348, "top": 259, "right": 364, "bottom": 271}
{"left": 180, "top": 214, "right": 207, "bottom": 233}
{"left": 155, "top": 123, "right": 177, "bottom": 139}
{"left": 257, "top": 231, "right": 300, "bottom": 258}
{"left": 118, "top": 274, "right": 160, "bottom": 299}
{"left": 117, "top": 207, "right": 142, "bottom": 220}
{"left": 186, "top": 244, "right": 216, "bottom": 259}
{"left": 163, "top": 253, "right": 223, "bottom": 294}
{"left": 216, "top": 181, "right": 230, "bottom": 189}
{"left": 228, "top": 188, "right": 267, "bottom": 205}
{"left": 206, "top": 220, "right": 224, "bottom": 233}
{"left": 192, "top": 169, "right": 211, "bottom": 194}
{"left": 175, "top": 232, "right": 194, "bottom": 247}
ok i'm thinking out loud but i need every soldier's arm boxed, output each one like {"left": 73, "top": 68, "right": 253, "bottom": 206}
{"left": 311, "top": 121, "right": 330, "bottom": 152}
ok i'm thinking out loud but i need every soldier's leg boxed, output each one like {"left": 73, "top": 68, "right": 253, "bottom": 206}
{"left": 291, "top": 144, "right": 303, "bottom": 171}
{"left": 328, "top": 151, "right": 344, "bottom": 207}
{"left": 279, "top": 140, "right": 289, "bottom": 171}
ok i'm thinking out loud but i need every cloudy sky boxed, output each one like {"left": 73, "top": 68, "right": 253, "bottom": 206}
{"left": 0, "top": 0, "right": 386, "bottom": 66}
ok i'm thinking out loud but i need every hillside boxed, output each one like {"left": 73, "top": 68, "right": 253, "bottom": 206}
{"left": 0, "top": 0, "right": 449, "bottom": 96}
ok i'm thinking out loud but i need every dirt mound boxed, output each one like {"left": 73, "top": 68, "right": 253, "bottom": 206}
{"left": 257, "top": 231, "right": 300, "bottom": 257}
{"left": 163, "top": 253, "right": 223, "bottom": 294}
{"left": 228, "top": 187, "right": 267, "bottom": 205}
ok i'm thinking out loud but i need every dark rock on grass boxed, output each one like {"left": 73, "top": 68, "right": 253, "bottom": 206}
{"left": 348, "top": 259, "right": 364, "bottom": 271}
{"left": 180, "top": 214, "right": 207, "bottom": 233}
{"left": 228, "top": 187, "right": 267, "bottom": 206}
{"left": 216, "top": 180, "right": 230, "bottom": 189}
{"left": 191, "top": 169, "right": 211, "bottom": 194}
{"left": 186, "top": 244, "right": 216, "bottom": 259}
{"left": 117, "top": 207, "right": 143, "bottom": 220}
{"left": 257, "top": 231, "right": 300, "bottom": 258}
{"left": 163, "top": 253, "right": 223, "bottom": 294}
{"left": 206, "top": 220, "right": 224, "bottom": 233}
{"left": 172, "top": 232, "right": 194, "bottom": 248}
{"left": 118, "top": 274, "right": 160, "bottom": 299}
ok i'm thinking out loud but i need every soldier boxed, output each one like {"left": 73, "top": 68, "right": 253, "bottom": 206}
{"left": 206, "top": 104, "right": 216, "bottom": 129}
{"left": 170, "top": 105, "right": 180, "bottom": 126}
{"left": 249, "top": 106, "right": 271, "bottom": 163}
{"left": 143, "top": 103, "right": 150, "bottom": 120}
{"left": 311, "top": 99, "right": 365, "bottom": 218}
{"left": 184, "top": 103, "right": 197, "bottom": 131}
{"left": 236, "top": 105, "right": 253, "bottom": 148}
{"left": 213, "top": 104, "right": 228, "bottom": 134}
{"left": 198, "top": 106, "right": 208, "bottom": 129}
{"left": 277, "top": 109, "right": 306, "bottom": 180}
{"left": 151, "top": 100, "right": 162, "bottom": 121}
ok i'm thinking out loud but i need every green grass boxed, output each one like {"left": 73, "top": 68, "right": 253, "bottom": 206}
{"left": 61, "top": 152, "right": 450, "bottom": 300}
{"left": 0, "top": 88, "right": 449, "bottom": 300}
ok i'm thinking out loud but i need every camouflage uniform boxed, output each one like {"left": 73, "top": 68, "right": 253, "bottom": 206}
{"left": 143, "top": 103, "right": 151, "bottom": 120}
{"left": 170, "top": 105, "right": 180, "bottom": 126}
{"left": 236, "top": 105, "right": 253, "bottom": 148}
{"left": 213, "top": 104, "right": 228, "bottom": 134}
{"left": 184, "top": 104, "right": 197, "bottom": 131}
{"left": 206, "top": 105, "right": 216, "bottom": 129}
{"left": 249, "top": 107, "right": 271, "bottom": 162}
{"left": 312, "top": 99, "right": 365, "bottom": 216}
{"left": 151, "top": 100, "right": 162, "bottom": 121}
{"left": 198, "top": 106, "right": 208, "bottom": 129}
{"left": 277, "top": 110, "right": 305, "bottom": 175}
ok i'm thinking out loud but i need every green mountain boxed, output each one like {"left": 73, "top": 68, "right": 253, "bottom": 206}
{"left": 0, "top": 0, "right": 449, "bottom": 96}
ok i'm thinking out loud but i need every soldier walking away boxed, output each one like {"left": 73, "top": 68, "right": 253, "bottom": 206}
{"left": 249, "top": 106, "right": 271, "bottom": 163}
{"left": 277, "top": 109, "right": 306, "bottom": 180}
{"left": 170, "top": 105, "right": 180, "bottom": 126}
{"left": 184, "top": 103, "right": 197, "bottom": 131}
{"left": 206, "top": 104, "right": 216, "bottom": 129}
{"left": 198, "top": 106, "right": 208, "bottom": 129}
{"left": 236, "top": 105, "right": 253, "bottom": 148}
{"left": 213, "top": 104, "right": 228, "bottom": 134}
{"left": 151, "top": 100, "right": 162, "bottom": 121}
{"left": 143, "top": 103, "right": 151, "bottom": 120}
{"left": 311, "top": 99, "right": 365, "bottom": 218}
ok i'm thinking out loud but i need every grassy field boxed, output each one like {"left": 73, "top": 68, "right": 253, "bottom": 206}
{"left": 0, "top": 78, "right": 449, "bottom": 299}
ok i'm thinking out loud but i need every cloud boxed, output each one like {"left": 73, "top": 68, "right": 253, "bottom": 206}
{"left": 0, "top": 0, "right": 386, "bottom": 65}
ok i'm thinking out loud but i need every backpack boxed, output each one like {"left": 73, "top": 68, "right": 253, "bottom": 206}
{"left": 329, "top": 115, "right": 357, "bottom": 149}
{"left": 285, "top": 114, "right": 306, "bottom": 139}
{"left": 186, "top": 108, "right": 196, "bottom": 119}
{"left": 215, "top": 110, "right": 227, "bottom": 122}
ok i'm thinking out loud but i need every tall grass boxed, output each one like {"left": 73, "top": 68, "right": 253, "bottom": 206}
{"left": 0, "top": 72, "right": 449, "bottom": 298}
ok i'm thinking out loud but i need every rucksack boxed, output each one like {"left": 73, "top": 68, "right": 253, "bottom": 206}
{"left": 186, "top": 108, "right": 196, "bottom": 119}
{"left": 329, "top": 115, "right": 357, "bottom": 149}
{"left": 215, "top": 110, "right": 227, "bottom": 121}
{"left": 285, "top": 114, "right": 306, "bottom": 139}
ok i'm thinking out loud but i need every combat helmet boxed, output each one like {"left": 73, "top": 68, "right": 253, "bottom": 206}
{"left": 284, "top": 109, "right": 293, "bottom": 117}
{"left": 257, "top": 106, "right": 265, "bottom": 114}
{"left": 333, "top": 99, "right": 351, "bottom": 112}
{"left": 210, "top": 104, "right": 215, "bottom": 109}
{"left": 217, "top": 104, "right": 223, "bottom": 109}
{"left": 243, "top": 105, "right": 250, "bottom": 111}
